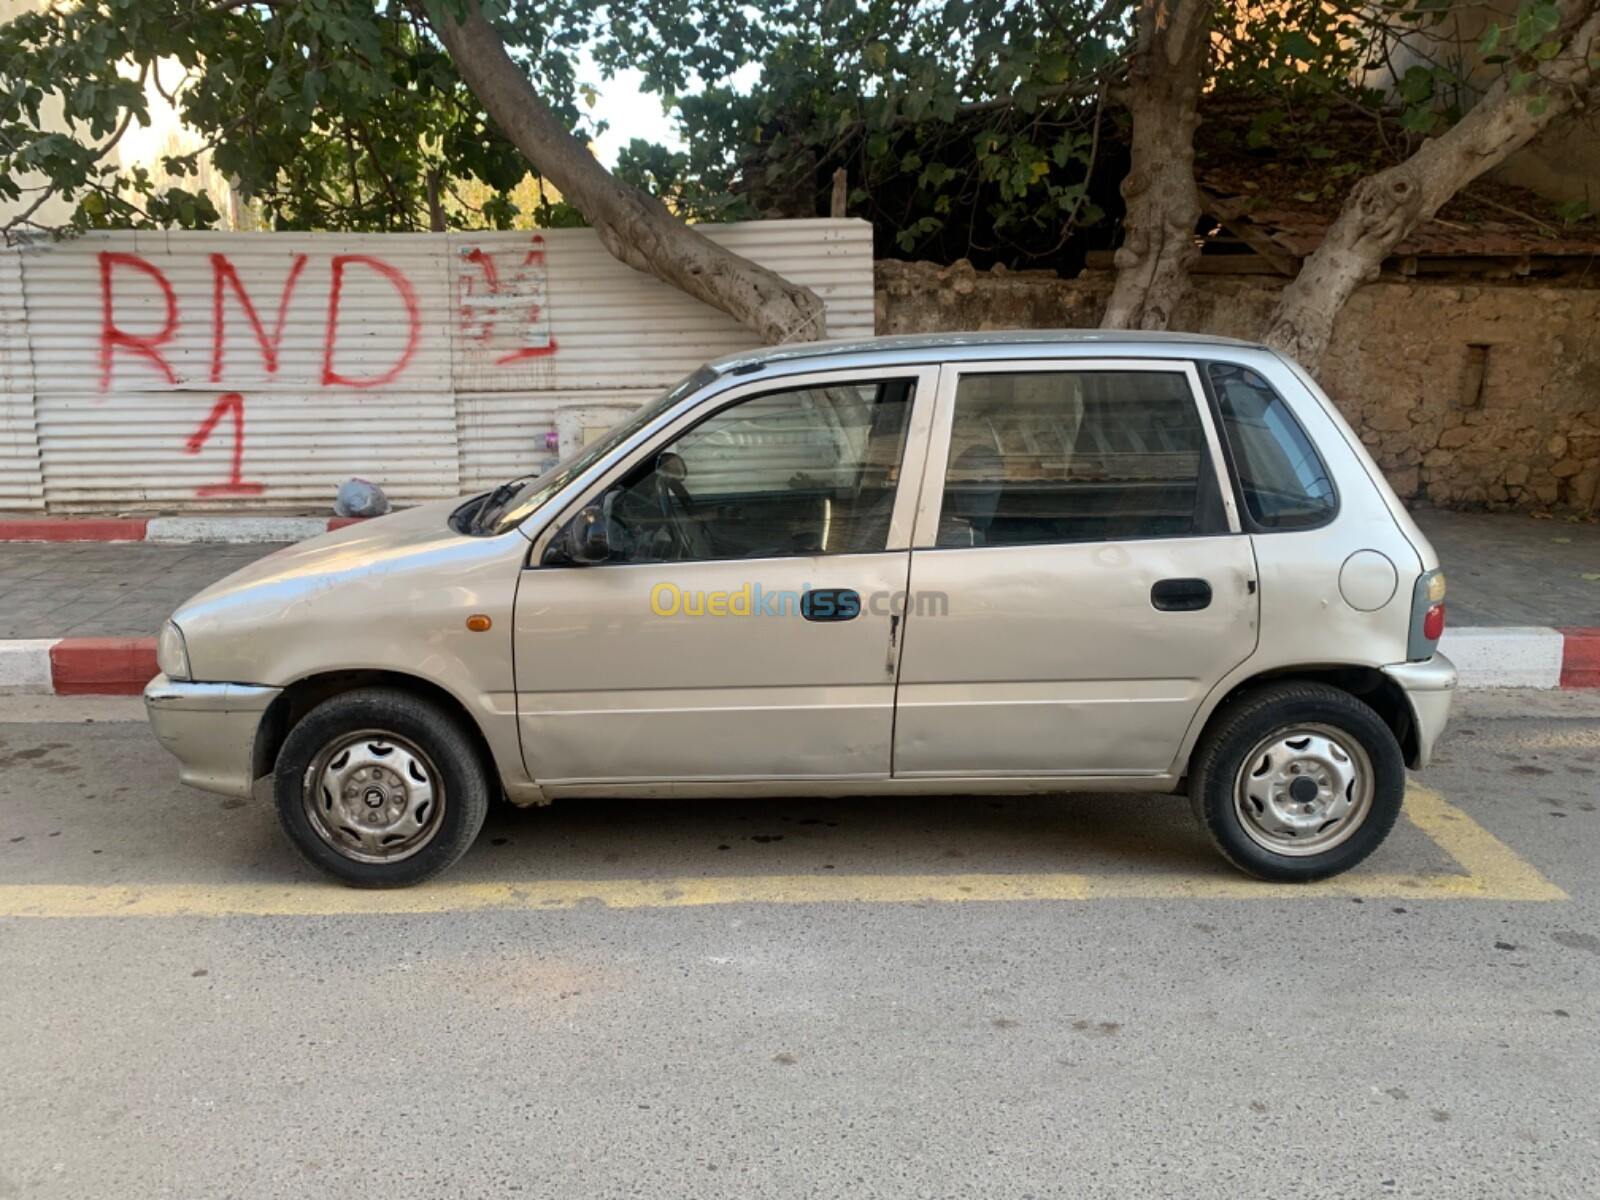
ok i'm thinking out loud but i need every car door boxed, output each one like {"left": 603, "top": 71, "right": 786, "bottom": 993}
{"left": 514, "top": 365, "right": 937, "bottom": 788}
{"left": 892, "top": 358, "right": 1260, "bottom": 778}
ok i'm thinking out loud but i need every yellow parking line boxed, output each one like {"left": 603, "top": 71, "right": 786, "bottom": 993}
{"left": 0, "top": 785, "right": 1564, "bottom": 918}
{"left": 1397, "top": 784, "right": 1566, "bottom": 901}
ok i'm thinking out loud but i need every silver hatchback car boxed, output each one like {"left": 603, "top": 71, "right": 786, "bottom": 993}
{"left": 146, "top": 332, "right": 1455, "bottom": 888}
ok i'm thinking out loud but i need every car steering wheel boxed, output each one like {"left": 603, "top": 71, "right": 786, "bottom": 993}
{"left": 652, "top": 473, "right": 697, "bottom": 558}
{"left": 650, "top": 451, "right": 700, "bottom": 559}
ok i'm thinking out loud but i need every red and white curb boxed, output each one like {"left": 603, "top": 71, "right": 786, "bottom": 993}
{"left": 1438, "top": 626, "right": 1600, "bottom": 689}
{"left": 0, "top": 516, "right": 365, "bottom": 545}
{"left": 0, "top": 638, "right": 159, "bottom": 697}
{"left": 3, "top": 626, "right": 1600, "bottom": 698}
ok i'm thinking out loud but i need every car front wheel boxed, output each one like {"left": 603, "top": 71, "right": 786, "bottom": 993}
{"left": 1188, "top": 682, "right": 1405, "bottom": 882}
{"left": 274, "top": 688, "right": 490, "bottom": 888}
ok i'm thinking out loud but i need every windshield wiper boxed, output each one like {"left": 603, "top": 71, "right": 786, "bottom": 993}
{"left": 470, "top": 475, "right": 535, "bottom": 534}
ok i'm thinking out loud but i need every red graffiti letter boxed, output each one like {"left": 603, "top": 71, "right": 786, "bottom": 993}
{"left": 210, "top": 253, "right": 307, "bottom": 382}
{"left": 185, "top": 393, "right": 264, "bottom": 497}
{"left": 99, "top": 252, "right": 178, "bottom": 391}
{"left": 458, "top": 237, "right": 558, "bottom": 364}
{"left": 320, "top": 255, "right": 421, "bottom": 388}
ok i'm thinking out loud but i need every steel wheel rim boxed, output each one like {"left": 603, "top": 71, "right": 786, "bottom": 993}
{"left": 1232, "top": 723, "right": 1374, "bottom": 857}
{"left": 302, "top": 730, "right": 446, "bottom": 864}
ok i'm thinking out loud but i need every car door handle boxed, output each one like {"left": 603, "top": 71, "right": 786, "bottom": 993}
{"left": 1151, "top": 578, "right": 1212, "bottom": 612}
{"left": 801, "top": 588, "right": 861, "bottom": 622}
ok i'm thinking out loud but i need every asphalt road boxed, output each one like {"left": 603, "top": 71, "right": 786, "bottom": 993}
{"left": 1, "top": 692, "right": 1598, "bottom": 1199}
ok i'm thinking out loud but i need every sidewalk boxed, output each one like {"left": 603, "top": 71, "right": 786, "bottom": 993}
{"left": 1, "top": 507, "right": 1598, "bottom": 693}
{"left": 0, "top": 543, "right": 285, "bottom": 639}
{"left": 1413, "top": 509, "right": 1600, "bottom": 627}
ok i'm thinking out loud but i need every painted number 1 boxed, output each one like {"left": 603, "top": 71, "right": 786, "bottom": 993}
{"left": 186, "top": 392, "right": 265, "bottom": 497}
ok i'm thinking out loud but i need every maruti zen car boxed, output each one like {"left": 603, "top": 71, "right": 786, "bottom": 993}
{"left": 145, "top": 332, "right": 1456, "bottom": 888}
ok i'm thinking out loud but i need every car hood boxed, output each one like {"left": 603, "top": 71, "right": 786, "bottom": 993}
{"left": 176, "top": 498, "right": 472, "bottom": 617}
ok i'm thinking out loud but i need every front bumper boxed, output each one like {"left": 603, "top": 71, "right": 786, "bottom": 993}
{"left": 144, "top": 674, "right": 282, "bottom": 799}
{"left": 1382, "top": 652, "right": 1457, "bottom": 769}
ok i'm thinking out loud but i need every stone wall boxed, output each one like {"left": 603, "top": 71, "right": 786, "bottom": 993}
{"left": 876, "top": 260, "right": 1600, "bottom": 512}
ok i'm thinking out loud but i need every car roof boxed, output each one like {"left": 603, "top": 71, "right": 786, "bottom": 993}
{"left": 709, "top": 329, "right": 1269, "bottom": 377}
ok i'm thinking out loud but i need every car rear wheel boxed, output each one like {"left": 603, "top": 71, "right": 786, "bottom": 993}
{"left": 1188, "top": 682, "right": 1405, "bottom": 882}
{"left": 274, "top": 688, "right": 490, "bottom": 888}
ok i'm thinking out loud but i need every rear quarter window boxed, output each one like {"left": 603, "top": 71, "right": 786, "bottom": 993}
{"left": 1206, "top": 362, "right": 1337, "bottom": 530}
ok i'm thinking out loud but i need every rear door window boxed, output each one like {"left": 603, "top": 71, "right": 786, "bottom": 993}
{"left": 934, "top": 369, "right": 1226, "bottom": 547}
{"left": 1206, "top": 363, "right": 1336, "bottom": 530}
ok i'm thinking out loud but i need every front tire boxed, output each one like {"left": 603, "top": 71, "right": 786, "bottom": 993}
{"left": 1188, "top": 682, "right": 1405, "bottom": 882}
{"left": 274, "top": 688, "right": 490, "bottom": 888}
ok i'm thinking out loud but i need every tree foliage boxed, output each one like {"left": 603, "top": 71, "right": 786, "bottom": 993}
{"left": 0, "top": 0, "right": 695, "bottom": 236}
{"left": 645, "top": 0, "right": 1134, "bottom": 265}
{"left": 3, "top": 0, "right": 1593, "bottom": 346}
{"left": 1, "top": 0, "right": 1136, "bottom": 257}
{"left": 1207, "top": 0, "right": 1598, "bottom": 204}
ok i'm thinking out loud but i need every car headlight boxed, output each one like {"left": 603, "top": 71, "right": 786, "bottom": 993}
{"left": 157, "top": 620, "right": 191, "bottom": 681}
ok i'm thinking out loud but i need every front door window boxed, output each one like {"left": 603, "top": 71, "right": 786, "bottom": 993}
{"left": 595, "top": 379, "right": 916, "bottom": 563}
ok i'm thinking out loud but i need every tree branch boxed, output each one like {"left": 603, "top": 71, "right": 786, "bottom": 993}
{"left": 1262, "top": 0, "right": 1600, "bottom": 369}
{"left": 429, "top": 1, "right": 827, "bottom": 343}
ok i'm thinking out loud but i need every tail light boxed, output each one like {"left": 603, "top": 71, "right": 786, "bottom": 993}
{"left": 1423, "top": 602, "right": 1446, "bottom": 641}
{"left": 1408, "top": 569, "right": 1447, "bottom": 660}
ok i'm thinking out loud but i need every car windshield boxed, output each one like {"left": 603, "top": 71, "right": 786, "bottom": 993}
{"left": 473, "top": 365, "right": 721, "bottom": 535}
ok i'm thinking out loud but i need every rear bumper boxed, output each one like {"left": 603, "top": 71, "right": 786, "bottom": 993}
{"left": 144, "top": 674, "right": 281, "bottom": 799}
{"left": 1383, "top": 653, "right": 1457, "bottom": 769}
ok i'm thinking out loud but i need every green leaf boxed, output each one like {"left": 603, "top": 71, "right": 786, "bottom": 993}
{"left": 1527, "top": 92, "right": 1551, "bottom": 117}
{"left": 1246, "top": 108, "right": 1286, "bottom": 149}
{"left": 1478, "top": 23, "right": 1501, "bottom": 56}
{"left": 1515, "top": 1, "right": 1560, "bottom": 52}
{"left": 1401, "top": 105, "right": 1437, "bottom": 133}
{"left": 1398, "top": 65, "right": 1435, "bottom": 105}
{"left": 1279, "top": 31, "right": 1317, "bottom": 62}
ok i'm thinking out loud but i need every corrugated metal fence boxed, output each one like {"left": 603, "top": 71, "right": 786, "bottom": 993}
{"left": 0, "top": 220, "right": 874, "bottom": 512}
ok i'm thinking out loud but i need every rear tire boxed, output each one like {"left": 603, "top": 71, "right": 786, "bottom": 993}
{"left": 1188, "top": 682, "right": 1405, "bottom": 882}
{"left": 274, "top": 687, "right": 490, "bottom": 888}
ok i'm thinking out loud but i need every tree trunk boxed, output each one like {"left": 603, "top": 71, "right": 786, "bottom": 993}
{"left": 432, "top": 6, "right": 828, "bottom": 344}
{"left": 1100, "top": 0, "right": 1210, "bottom": 331}
{"left": 1262, "top": 4, "right": 1600, "bottom": 370}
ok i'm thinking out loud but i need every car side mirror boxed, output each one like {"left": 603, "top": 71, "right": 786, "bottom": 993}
{"left": 546, "top": 503, "right": 610, "bottom": 565}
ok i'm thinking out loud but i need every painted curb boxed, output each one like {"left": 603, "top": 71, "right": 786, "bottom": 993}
{"left": 0, "top": 519, "right": 150, "bottom": 542}
{"left": 1437, "top": 626, "right": 1565, "bottom": 691}
{"left": 0, "top": 516, "right": 365, "bottom": 545}
{"left": 1557, "top": 627, "right": 1600, "bottom": 689}
{"left": 48, "top": 638, "right": 160, "bottom": 697}
{"left": 0, "top": 639, "right": 58, "bottom": 694}
{"left": 145, "top": 516, "right": 333, "bottom": 545}
{"left": 4, "top": 627, "right": 1600, "bottom": 697}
